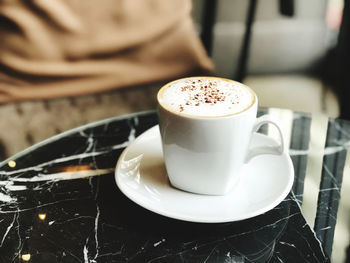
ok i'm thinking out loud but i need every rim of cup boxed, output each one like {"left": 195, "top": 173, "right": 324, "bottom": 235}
{"left": 157, "top": 76, "right": 257, "bottom": 119}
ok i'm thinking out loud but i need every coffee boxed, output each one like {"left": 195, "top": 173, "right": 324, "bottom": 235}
{"left": 158, "top": 77, "right": 255, "bottom": 117}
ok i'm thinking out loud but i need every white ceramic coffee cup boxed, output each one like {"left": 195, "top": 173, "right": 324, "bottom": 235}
{"left": 157, "top": 77, "right": 285, "bottom": 195}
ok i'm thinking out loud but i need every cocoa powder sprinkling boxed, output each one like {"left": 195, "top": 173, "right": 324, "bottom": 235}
{"left": 163, "top": 77, "right": 252, "bottom": 116}
{"left": 182, "top": 79, "right": 228, "bottom": 108}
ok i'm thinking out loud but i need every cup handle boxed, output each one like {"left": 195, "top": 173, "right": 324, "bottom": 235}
{"left": 245, "top": 115, "right": 285, "bottom": 163}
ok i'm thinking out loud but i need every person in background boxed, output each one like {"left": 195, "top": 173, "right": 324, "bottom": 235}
{"left": 0, "top": 0, "right": 213, "bottom": 103}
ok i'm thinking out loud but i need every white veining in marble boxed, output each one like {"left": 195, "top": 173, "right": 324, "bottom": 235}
{"left": 289, "top": 142, "right": 350, "bottom": 156}
{"left": 11, "top": 169, "right": 114, "bottom": 183}
{"left": 290, "top": 192, "right": 327, "bottom": 259}
{"left": 0, "top": 212, "right": 16, "bottom": 247}
{"left": 153, "top": 238, "right": 166, "bottom": 247}
{"left": 0, "top": 118, "right": 138, "bottom": 210}
{"left": 83, "top": 238, "right": 89, "bottom": 263}
{"left": 0, "top": 192, "right": 16, "bottom": 203}
{"left": 0, "top": 117, "right": 137, "bottom": 177}
{"left": 92, "top": 178, "right": 101, "bottom": 262}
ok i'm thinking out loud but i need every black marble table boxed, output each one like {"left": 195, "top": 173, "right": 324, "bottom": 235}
{"left": 0, "top": 109, "right": 349, "bottom": 263}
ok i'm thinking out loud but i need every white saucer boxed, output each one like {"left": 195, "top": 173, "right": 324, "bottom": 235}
{"left": 115, "top": 125, "right": 294, "bottom": 223}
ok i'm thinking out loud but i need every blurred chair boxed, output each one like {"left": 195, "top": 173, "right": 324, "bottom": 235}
{"left": 331, "top": 0, "right": 350, "bottom": 119}
{"left": 193, "top": 0, "right": 340, "bottom": 118}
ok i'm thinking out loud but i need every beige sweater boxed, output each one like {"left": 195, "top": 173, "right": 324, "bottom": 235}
{"left": 0, "top": 0, "right": 213, "bottom": 102}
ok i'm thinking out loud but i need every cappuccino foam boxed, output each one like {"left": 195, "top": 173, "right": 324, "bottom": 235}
{"left": 159, "top": 78, "right": 255, "bottom": 117}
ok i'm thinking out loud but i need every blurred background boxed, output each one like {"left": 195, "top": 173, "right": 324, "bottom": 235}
{"left": 0, "top": 0, "right": 346, "bottom": 160}
{"left": 192, "top": 0, "right": 342, "bottom": 118}
{"left": 0, "top": 0, "right": 349, "bottom": 262}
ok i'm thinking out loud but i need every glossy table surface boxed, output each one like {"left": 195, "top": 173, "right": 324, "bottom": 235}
{"left": 0, "top": 109, "right": 349, "bottom": 263}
